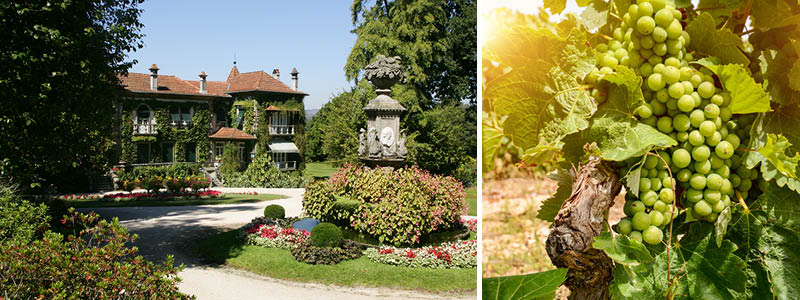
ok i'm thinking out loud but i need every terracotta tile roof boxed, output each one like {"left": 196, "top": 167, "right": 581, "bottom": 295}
{"left": 265, "top": 105, "right": 301, "bottom": 111}
{"left": 118, "top": 66, "right": 307, "bottom": 97}
{"left": 226, "top": 70, "right": 307, "bottom": 95}
{"left": 208, "top": 127, "right": 256, "bottom": 140}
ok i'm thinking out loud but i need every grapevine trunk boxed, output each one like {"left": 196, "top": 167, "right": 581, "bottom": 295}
{"left": 545, "top": 157, "right": 622, "bottom": 300}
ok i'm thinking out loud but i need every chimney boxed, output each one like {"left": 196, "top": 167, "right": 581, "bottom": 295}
{"left": 290, "top": 67, "right": 299, "bottom": 91}
{"left": 199, "top": 72, "right": 208, "bottom": 94}
{"left": 272, "top": 68, "right": 280, "bottom": 80}
{"left": 149, "top": 64, "right": 159, "bottom": 91}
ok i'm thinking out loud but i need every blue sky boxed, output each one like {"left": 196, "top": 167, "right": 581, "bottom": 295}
{"left": 125, "top": 0, "right": 357, "bottom": 109}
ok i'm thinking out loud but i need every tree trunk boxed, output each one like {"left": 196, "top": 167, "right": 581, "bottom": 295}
{"left": 545, "top": 157, "right": 622, "bottom": 300}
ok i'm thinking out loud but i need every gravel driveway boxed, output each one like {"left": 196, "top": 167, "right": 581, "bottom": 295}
{"left": 81, "top": 188, "right": 475, "bottom": 300}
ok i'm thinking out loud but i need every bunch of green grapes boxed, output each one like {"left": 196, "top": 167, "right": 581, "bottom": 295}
{"left": 589, "top": 0, "right": 762, "bottom": 245}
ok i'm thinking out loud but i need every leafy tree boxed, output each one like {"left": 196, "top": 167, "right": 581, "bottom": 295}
{"left": 347, "top": 0, "right": 476, "bottom": 106}
{"left": 219, "top": 142, "right": 241, "bottom": 177}
{"left": 412, "top": 104, "right": 472, "bottom": 176}
{"left": 0, "top": 0, "right": 145, "bottom": 191}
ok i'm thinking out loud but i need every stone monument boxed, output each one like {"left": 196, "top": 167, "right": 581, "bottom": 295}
{"left": 359, "top": 55, "right": 408, "bottom": 167}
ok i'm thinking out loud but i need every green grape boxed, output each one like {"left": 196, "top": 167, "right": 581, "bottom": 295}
{"left": 663, "top": 66, "right": 680, "bottom": 84}
{"left": 645, "top": 155, "right": 659, "bottom": 169}
{"left": 659, "top": 188, "right": 674, "bottom": 203}
{"left": 690, "top": 173, "right": 707, "bottom": 189}
{"left": 690, "top": 74, "right": 703, "bottom": 87}
{"left": 715, "top": 141, "right": 734, "bottom": 159}
{"left": 639, "top": 2, "right": 654, "bottom": 17}
{"left": 695, "top": 159, "right": 712, "bottom": 174}
{"left": 691, "top": 92, "right": 702, "bottom": 107}
{"left": 679, "top": 66, "right": 693, "bottom": 80}
{"left": 704, "top": 189, "right": 722, "bottom": 204}
{"left": 610, "top": 40, "right": 622, "bottom": 51}
{"left": 726, "top": 134, "right": 740, "bottom": 149}
{"left": 652, "top": 26, "right": 668, "bottom": 43}
{"left": 677, "top": 95, "right": 694, "bottom": 112}
{"left": 672, "top": 148, "right": 691, "bottom": 168}
{"left": 655, "top": 8, "right": 674, "bottom": 27}
{"left": 720, "top": 179, "right": 733, "bottom": 194}
{"left": 647, "top": 73, "right": 666, "bottom": 91}
{"left": 704, "top": 103, "right": 720, "bottom": 119}
{"left": 709, "top": 154, "right": 724, "bottom": 169}
{"left": 666, "top": 39, "right": 683, "bottom": 55}
{"left": 730, "top": 174, "right": 741, "bottom": 188}
{"left": 666, "top": 99, "right": 678, "bottom": 111}
{"left": 682, "top": 31, "right": 691, "bottom": 47}
{"left": 640, "top": 63, "right": 654, "bottom": 76}
{"left": 676, "top": 131, "right": 689, "bottom": 142}
{"left": 710, "top": 94, "right": 724, "bottom": 106}
{"left": 651, "top": 100, "right": 666, "bottom": 115}
{"left": 653, "top": 42, "right": 668, "bottom": 56}
{"left": 637, "top": 16, "right": 656, "bottom": 35}
{"left": 676, "top": 169, "right": 692, "bottom": 182}
{"left": 639, "top": 176, "right": 652, "bottom": 192}
{"left": 656, "top": 89, "right": 670, "bottom": 103}
{"left": 657, "top": 116, "right": 673, "bottom": 133}
{"left": 601, "top": 54, "right": 619, "bottom": 68}
{"left": 703, "top": 212, "right": 718, "bottom": 222}
{"left": 643, "top": 226, "right": 663, "bottom": 245}
{"left": 715, "top": 165, "right": 730, "bottom": 179}
{"left": 651, "top": 0, "right": 667, "bottom": 11}
{"left": 630, "top": 200, "right": 647, "bottom": 214}
{"left": 597, "top": 43, "right": 609, "bottom": 53}
{"left": 707, "top": 131, "right": 722, "bottom": 147}
{"left": 614, "top": 27, "right": 624, "bottom": 41}
{"left": 643, "top": 116, "right": 658, "bottom": 127}
{"left": 650, "top": 177, "right": 663, "bottom": 191}
{"left": 649, "top": 210, "right": 665, "bottom": 227}
{"left": 672, "top": 114, "right": 690, "bottom": 132}
{"left": 712, "top": 199, "right": 726, "bottom": 213}
{"left": 615, "top": 49, "right": 629, "bottom": 61}
{"left": 652, "top": 63, "right": 665, "bottom": 74}
{"left": 689, "top": 109, "right": 704, "bottom": 127}
{"left": 688, "top": 130, "right": 704, "bottom": 146}
{"left": 720, "top": 107, "right": 732, "bottom": 122}
{"left": 637, "top": 103, "right": 654, "bottom": 118}
{"left": 632, "top": 211, "right": 651, "bottom": 231}
{"left": 681, "top": 81, "right": 694, "bottom": 94}
{"left": 649, "top": 168, "right": 658, "bottom": 177}
{"left": 667, "top": 19, "right": 682, "bottom": 39}
{"left": 692, "top": 145, "right": 711, "bottom": 161}
{"left": 629, "top": 4, "right": 640, "bottom": 19}
{"left": 693, "top": 200, "right": 713, "bottom": 217}
{"left": 656, "top": 151, "right": 671, "bottom": 169}
{"left": 630, "top": 231, "right": 643, "bottom": 243}
{"left": 706, "top": 173, "right": 723, "bottom": 190}
{"left": 618, "top": 218, "right": 633, "bottom": 235}
{"left": 699, "top": 120, "right": 716, "bottom": 137}
{"left": 641, "top": 35, "right": 656, "bottom": 49}
{"left": 667, "top": 82, "right": 684, "bottom": 98}
{"left": 698, "top": 81, "right": 715, "bottom": 98}
{"left": 686, "top": 188, "right": 703, "bottom": 202}
{"left": 653, "top": 200, "right": 668, "bottom": 212}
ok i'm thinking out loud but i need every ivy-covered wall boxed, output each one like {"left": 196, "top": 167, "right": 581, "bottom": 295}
{"left": 119, "top": 98, "right": 211, "bottom": 164}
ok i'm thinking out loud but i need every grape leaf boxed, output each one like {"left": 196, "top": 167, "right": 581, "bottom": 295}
{"left": 482, "top": 268, "right": 568, "bottom": 300}
{"left": 750, "top": 0, "right": 800, "bottom": 31}
{"left": 694, "top": 58, "right": 771, "bottom": 114}
{"left": 520, "top": 144, "right": 560, "bottom": 166}
{"left": 482, "top": 112, "right": 505, "bottom": 173}
{"left": 593, "top": 232, "right": 654, "bottom": 265}
{"left": 728, "top": 185, "right": 800, "bottom": 300}
{"left": 598, "top": 65, "right": 645, "bottom": 116}
{"left": 561, "top": 29, "right": 597, "bottom": 81}
{"left": 580, "top": 0, "right": 609, "bottom": 31}
{"left": 678, "top": 223, "right": 748, "bottom": 300}
{"left": 625, "top": 157, "right": 645, "bottom": 197}
{"left": 714, "top": 206, "right": 732, "bottom": 248}
{"left": 758, "top": 43, "right": 800, "bottom": 106}
{"left": 744, "top": 113, "right": 800, "bottom": 193}
{"left": 483, "top": 26, "right": 563, "bottom": 71}
{"left": 759, "top": 133, "right": 800, "bottom": 179}
{"left": 588, "top": 117, "right": 678, "bottom": 161}
{"left": 543, "top": 0, "right": 567, "bottom": 15}
{"left": 538, "top": 168, "right": 573, "bottom": 222}
{"left": 685, "top": 13, "right": 750, "bottom": 66}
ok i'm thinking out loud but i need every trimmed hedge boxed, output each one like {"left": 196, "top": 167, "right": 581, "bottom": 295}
{"left": 263, "top": 204, "right": 286, "bottom": 219}
{"left": 303, "top": 165, "right": 467, "bottom": 246}
{"left": 310, "top": 222, "right": 343, "bottom": 248}
{"left": 329, "top": 196, "right": 360, "bottom": 227}
{"left": 290, "top": 240, "right": 362, "bottom": 265}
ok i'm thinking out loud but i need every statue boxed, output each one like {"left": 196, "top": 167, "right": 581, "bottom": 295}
{"left": 357, "top": 128, "right": 367, "bottom": 157}
{"left": 368, "top": 128, "right": 381, "bottom": 158}
{"left": 397, "top": 130, "right": 408, "bottom": 158}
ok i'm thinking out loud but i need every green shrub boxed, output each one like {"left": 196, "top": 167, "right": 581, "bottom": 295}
{"left": 138, "top": 176, "right": 163, "bottom": 194}
{"left": 0, "top": 210, "right": 193, "bottom": 299}
{"left": 290, "top": 240, "right": 362, "bottom": 265}
{"left": 329, "top": 196, "right": 360, "bottom": 226}
{"left": 263, "top": 204, "right": 285, "bottom": 219}
{"left": 0, "top": 191, "right": 50, "bottom": 243}
{"left": 117, "top": 163, "right": 200, "bottom": 182}
{"left": 304, "top": 165, "right": 467, "bottom": 246}
{"left": 219, "top": 143, "right": 242, "bottom": 177}
{"left": 453, "top": 156, "right": 477, "bottom": 187}
{"left": 310, "top": 222, "right": 343, "bottom": 248}
{"left": 221, "top": 152, "right": 308, "bottom": 188}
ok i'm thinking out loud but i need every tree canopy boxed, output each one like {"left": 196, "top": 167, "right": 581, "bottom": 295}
{"left": 0, "top": 0, "right": 145, "bottom": 190}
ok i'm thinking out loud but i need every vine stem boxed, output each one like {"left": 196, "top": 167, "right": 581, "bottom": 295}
{"left": 735, "top": 190, "right": 750, "bottom": 214}
{"left": 646, "top": 151, "right": 677, "bottom": 296}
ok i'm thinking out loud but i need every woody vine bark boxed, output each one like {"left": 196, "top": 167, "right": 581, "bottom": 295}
{"left": 545, "top": 157, "right": 622, "bottom": 300}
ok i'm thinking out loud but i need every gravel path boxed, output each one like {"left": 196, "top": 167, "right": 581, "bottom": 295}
{"left": 81, "top": 188, "right": 475, "bottom": 300}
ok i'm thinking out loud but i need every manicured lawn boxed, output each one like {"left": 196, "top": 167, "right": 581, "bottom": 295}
{"left": 466, "top": 187, "right": 477, "bottom": 216}
{"left": 65, "top": 193, "right": 285, "bottom": 208}
{"left": 305, "top": 162, "right": 338, "bottom": 178}
{"left": 199, "top": 230, "right": 477, "bottom": 294}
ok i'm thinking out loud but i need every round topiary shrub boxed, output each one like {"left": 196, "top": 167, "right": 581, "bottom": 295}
{"left": 263, "top": 204, "right": 285, "bottom": 219}
{"left": 310, "top": 222, "right": 343, "bottom": 248}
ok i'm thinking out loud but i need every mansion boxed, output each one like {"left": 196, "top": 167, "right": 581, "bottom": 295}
{"left": 114, "top": 63, "right": 306, "bottom": 171}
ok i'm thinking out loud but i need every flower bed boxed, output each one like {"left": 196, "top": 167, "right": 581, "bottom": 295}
{"left": 98, "top": 189, "right": 222, "bottom": 200}
{"left": 241, "top": 220, "right": 309, "bottom": 249}
{"left": 364, "top": 240, "right": 477, "bottom": 269}
{"left": 460, "top": 218, "right": 477, "bottom": 233}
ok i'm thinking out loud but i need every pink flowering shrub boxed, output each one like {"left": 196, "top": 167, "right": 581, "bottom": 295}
{"left": 303, "top": 165, "right": 467, "bottom": 246}
{"left": 241, "top": 223, "right": 309, "bottom": 249}
{"left": 364, "top": 240, "right": 477, "bottom": 269}
{"left": 460, "top": 218, "right": 477, "bottom": 233}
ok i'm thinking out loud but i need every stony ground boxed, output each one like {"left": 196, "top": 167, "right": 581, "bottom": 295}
{"left": 82, "top": 188, "right": 474, "bottom": 300}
